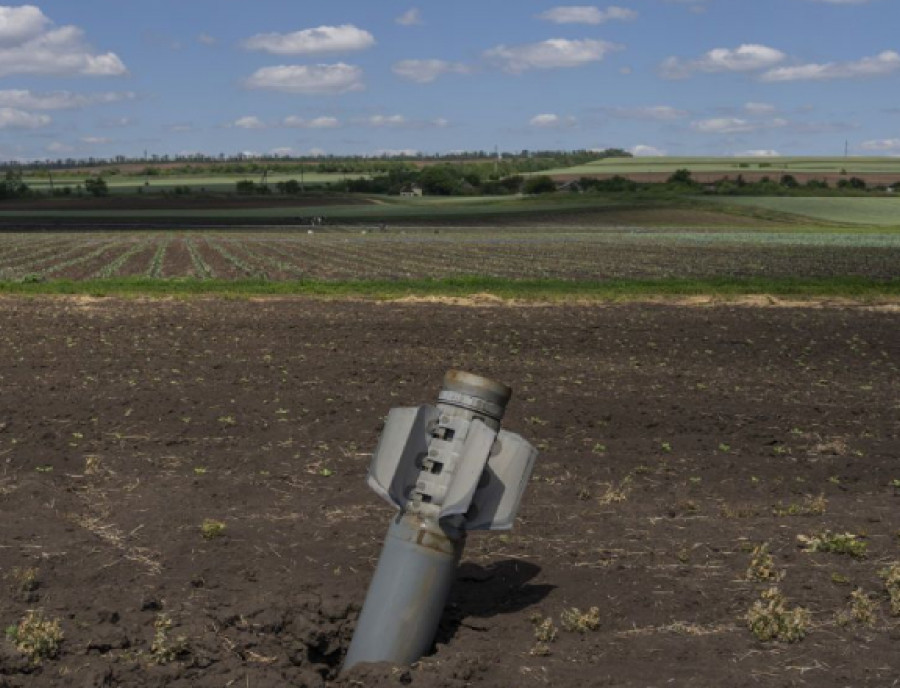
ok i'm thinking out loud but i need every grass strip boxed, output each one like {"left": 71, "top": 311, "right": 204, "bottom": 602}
{"left": 0, "top": 276, "right": 898, "bottom": 300}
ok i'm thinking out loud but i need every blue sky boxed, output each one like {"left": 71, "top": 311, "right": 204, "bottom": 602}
{"left": 0, "top": 0, "right": 898, "bottom": 161}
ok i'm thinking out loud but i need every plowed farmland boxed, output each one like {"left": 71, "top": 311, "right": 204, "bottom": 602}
{"left": 1, "top": 298, "right": 899, "bottom": 687}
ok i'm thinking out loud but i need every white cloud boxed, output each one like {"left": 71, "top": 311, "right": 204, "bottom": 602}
{"left": 529, "top": 113, "right": 576, "bottom": 128}
{"left": 244, "top": 64, "right": 365, "bottom": 94}
{"left": 631, "top": 144, "right": 666, "bottom": 156}
{"left": 46, "top": 141, "right": 75, "bottom": 154}
{"left": 660, "top": 44, "right": 786, "bottom": 79}
{"left": 81, "top": 136, "right": 111, "bottom": 145}
{"left": 269, "top": 147, "right": 295, "bottom": 157}
{"left": 368, "top": 114, "right": 408, "bottom": 127}
{"left": 734, "top": 149, "right": 782, "bottom": 157}
{"left": 392, "top": 59, "right": 470, "bottom": 83}
{"left": 242, "top": 25, "right": 375, "bottom": 55}
{"left": 606, "top": 105, "right": 688, "bottom": 120}
{"left": 860, "top": 139, "right": 900, "bottom": 152}
{"left": 691, "top": 117, "right": 788, "bottom": 134}
{"left": 232, "top": 115, "right": 266, "bottom": 129}
{"left": 0, "top": 7, "right": 127, "bottom": 77}
{"left": 537, "top": 5, "right": 638, "bottom": 24}
{"left": 0, "top": 89, "right": 134, "bottom": 110}
{"left": 486, "top": 38, "right": 622, "bottom": 73}
{"left": 371, "top": 148, "right": 420, "bottom": 157}
{"left": 0, "top": 107, "right": 50, "bottom": 129}
{"left": 396, "top": 8, "right": 424, "bottom": 26}
{"left": 0, "top": 5, "right": 48, "bottom": 44}
{"left": 760, "top": 50, "right": 900, "bottom": 81}
{"left": 804, "top": 0, "right": 871, "bottom": 4}
{"left": 197, "top": 33, "right": 216, "bottom": 46}
{"left": 664, "top": 0, "right": 711, "bottom": 13}
{"left": 744, "top": 102, "right": 776, "bottom": 115}
{"left": 283, "top": 115, "right": 340, "bottom": 129}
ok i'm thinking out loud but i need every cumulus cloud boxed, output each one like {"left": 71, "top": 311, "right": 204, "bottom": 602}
{"left": 691, "top": 117, "right": 788, "bottom": 134}
{"left": 0, "top": 107, "right": 51, "bottom": 129}
{"left": 0, "top": 5, "right": 48, "bottom": 44}
{"left": 283, "top": 115, "right": 340, "bottom": 129}
{"left": 486, "top": 38, "right": 622, "bottom": 73}
{"left": 197, "top": 33, "right": 216, "bottom": 46}
{"left": 392, "top": 59, "right": 471, "bottom": 83}
{"left": 529, "top": 113, "right": 577, "bottom": 128}
{"left": 81, "top": 136, "right": 111, "bottom": 145}
{"left": 242, "top": 25, "right": 375, "bottom": 55}
{"left": 244, "top": 64, "right": 365, "bottom": 94}
{"left": 46, "top": 141, "right": 75, "bottom": 154}
{"left": 368, "top": 114, "right": 407, "bottom": 127}
{"left": 631, "top": 144, "right": 666, "bottom": 156}
{"left": 660, "top": 44, "right": 785, "bottom": 79}
{"left": 859, "top": 139, "right": 900, "bottom": 152}
{"left": 605, "top": 105, "right": 688, "bottom": 120}
{"left": 396, "top": 8, "right": 424, "bottom": 26}
{"left": 0, "top": 6, "right": 127, "bottom": 77}
{"left": 760, "top": 50, "right": 900, "bottom": 81}
{"left": 537, "top": 5, "right": 638, "bottom": 24}
{"left": 744, "top": 102, "right": 777, "bottom": 115}
{"left": 734, "top": 149, "right": 782, "bottom": 157}
{"left": 371, "top": 148, "right": 420, "bottom": 157}
{"left": 359, "top": 114, "right": 448, "bottom": 129}
{"left": 231, "top": 115, "right": 266, "bottom": 129}
{"left": 0, "top": 89, "right": 134, "bottom": 110}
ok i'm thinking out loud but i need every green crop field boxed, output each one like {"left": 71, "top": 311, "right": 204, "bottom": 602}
{"left": 535, "top": 156, "right": 900, "bottom": 178}
{"left": 703, "top": 196, "right": 900, "bottom": 226}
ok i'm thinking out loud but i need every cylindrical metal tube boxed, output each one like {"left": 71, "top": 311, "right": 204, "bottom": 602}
{"left": 343, "top": 511, "right": 463, "bottom": 671}
{"left": 342, "top": 372, "right": 514, "bottom": 674}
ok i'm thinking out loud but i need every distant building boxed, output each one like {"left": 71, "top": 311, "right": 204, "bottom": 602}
{"left": 399, "top": 185, "right": 423, "bottom": 197}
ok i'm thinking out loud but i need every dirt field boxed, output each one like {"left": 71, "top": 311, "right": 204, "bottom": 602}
{"left": 1, "top": 298, "right": 899, "bottom": 687}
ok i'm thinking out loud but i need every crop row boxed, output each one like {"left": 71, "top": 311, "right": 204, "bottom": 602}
{"left": 0, "top": 232, "right": 898, "bottom": 282}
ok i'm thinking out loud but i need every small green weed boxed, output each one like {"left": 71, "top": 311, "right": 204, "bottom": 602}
{"left": 5, "top": 610, "right": 63, "bottom": 662}
{"left": 200, "top": 519, "right": 226, "bottom": 540}
{"left": 746, "top": 543, "right": 782, "bottom": 582}
{"left": 798, "top": 531, "right": 867, "bottom": 559}
{"left": 559, "top": 607, "right": 600, "bottom": 633}
{"left": 746, "top": 587, "right": 809, "bottom": 643}
{"left": 879, "top": 563, "right": 900, "bottom": 615}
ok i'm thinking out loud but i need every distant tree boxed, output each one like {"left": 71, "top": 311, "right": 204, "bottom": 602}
{"left": 667, "top": 168, "right": 695, "bottom": 186}
{"left": 523, "top": 175, "right": 557, "bottom": 194}
{"left": 276, "top": 179, "right": 302, "bottom": 195}
{"left": 806, "top": 179, "right": 829, "bottom": 190}
{"left": 419, "top": 165, "right": 464, "bottom": 195}
{"left": 780, "top": 174, "right": 799, "bottom": 189}
{"left": 84, "top": 177, "right": 109, "bottom": 197}
{"left": 235, "top": 179, "right": 256, "bottom": 195}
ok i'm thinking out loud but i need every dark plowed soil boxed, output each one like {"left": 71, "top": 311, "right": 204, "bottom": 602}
{"left": 0, "top": 195, "right": 372, "bottom": 212}
{"left": 1, "top": 298, "right": 899, "bottom": 687}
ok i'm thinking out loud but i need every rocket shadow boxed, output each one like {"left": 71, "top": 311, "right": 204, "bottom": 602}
{"left": 435, "top": 559, "right": 554, "bottom": 646}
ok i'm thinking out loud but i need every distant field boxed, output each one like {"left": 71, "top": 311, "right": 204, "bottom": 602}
{"left": 21, "top": 172, "right": 362, "bottom": 194}
{"left": 704, "top": 196, "right": 900, "bottom": 226}
{"left": 538, "top": 156, "right": 900, "bottom": 178}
